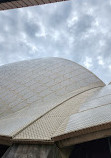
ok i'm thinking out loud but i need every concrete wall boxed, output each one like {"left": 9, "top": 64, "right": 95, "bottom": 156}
{"left": 2, "top": 144, "right": 62, "bottom": 158}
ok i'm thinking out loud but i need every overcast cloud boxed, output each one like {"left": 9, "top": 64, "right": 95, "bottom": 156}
{"left": 0, "top": 0, "right": 111, "bottom": 84}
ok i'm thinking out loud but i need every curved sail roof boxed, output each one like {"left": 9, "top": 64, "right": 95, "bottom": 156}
{"left": 0, "top": 57, "right": 106, "bottom": 145}
{"left": 52, "top": 85, "right": 111, "bottom": 147}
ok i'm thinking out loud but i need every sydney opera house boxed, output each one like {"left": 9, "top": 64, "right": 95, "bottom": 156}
{"left": 0, "top": 0, "right": 111, "bottom": 158}
{"left": 0, "top": 57, "right": 111, "bottom": 158}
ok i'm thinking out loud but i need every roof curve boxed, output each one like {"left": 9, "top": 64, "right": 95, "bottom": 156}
{"left": 0, "top": 57, "right": 105, "bottom": 144}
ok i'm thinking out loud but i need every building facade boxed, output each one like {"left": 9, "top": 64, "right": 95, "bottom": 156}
{"left": 0, "top": 58, "right": 111, "bottom": 157}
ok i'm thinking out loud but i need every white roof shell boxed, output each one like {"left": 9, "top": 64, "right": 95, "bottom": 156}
{"left": 0, "top": 57, "right": 110, "bottom": 146}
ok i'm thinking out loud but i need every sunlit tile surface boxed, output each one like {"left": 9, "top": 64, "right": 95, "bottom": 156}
{"left": 52, "top": 85, "right": 111, "bottom": 141}
{"left": 66, "top": 104, "right": 111, "bottom": 133}
{"left": 14, "top": 88, "right": 99, "bottom": 141}
{"left": 0, "top": 58, "right": 104, "bottom": 140}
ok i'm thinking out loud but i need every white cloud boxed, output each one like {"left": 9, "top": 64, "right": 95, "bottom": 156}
{"left": 108, "top": 65, "right": 111, "bottom": 70}
{"left": 97, "top": 56, "right": 104, "bottom": 66}
{"left": 67, "top": 15, "right": 78, "bottom": 27}
{"left": 83, "top": 57, "right": 93, "bottom": 69}
{"left": 0, "top": 0, "right": 111, "bottom": 83}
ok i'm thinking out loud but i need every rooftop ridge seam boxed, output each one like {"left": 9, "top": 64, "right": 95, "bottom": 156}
{"left": 13, "top": 85, "right": 104, "bottom": 140}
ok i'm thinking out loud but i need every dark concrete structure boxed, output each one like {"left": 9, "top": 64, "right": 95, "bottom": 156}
{"left": 0, "top": 0, "right": 68, "bottom": 11}
{"left": 2, "top": 144, "right": 61, "bottom": 158}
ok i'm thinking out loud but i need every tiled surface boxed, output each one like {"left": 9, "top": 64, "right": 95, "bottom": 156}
{"left": 0, "top": 58, "right": 104, "bottom": 137}
{"left": 14, "top": 88, "right": 98, "bottom": 141}
{"left": 79, "top": 85, "right": 111, "bottom": 111}
{"left": 0, "top": 0, "right": 67, "bottom": 11}
{"left": 66, "top": 104, "right": 111, "bottom": 134}
{"left": 53, "top": 103, "right": 111, "bottom": 139}
{"left": 52, "top": 85, "right": 111, "bottom": 140}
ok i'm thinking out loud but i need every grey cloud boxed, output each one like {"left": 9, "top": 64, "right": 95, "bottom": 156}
{"left": 23, "top": 19, "right": 41, "bottom": 37}
{"left": 0, "top": 0, "right": 111, "bottom": 84}
{"left": 69, "top": 14, "right": 94, "bottom": 36}
{"left": 47, "top": 2, "right": 72, "bottom": 28}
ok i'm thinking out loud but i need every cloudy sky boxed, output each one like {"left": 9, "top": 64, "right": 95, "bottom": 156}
{"left": 0, "top": 0, "right": 111, "bottom": 84}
